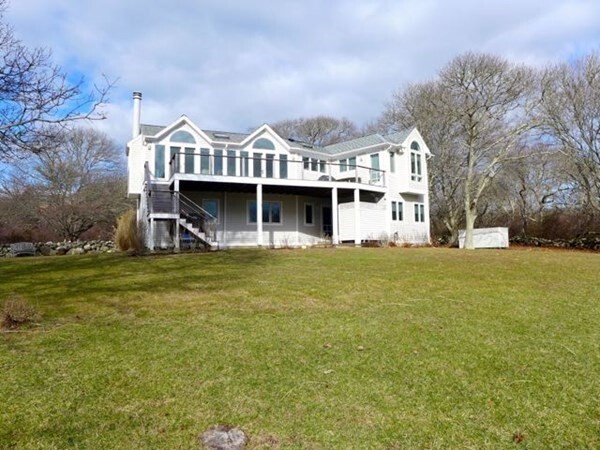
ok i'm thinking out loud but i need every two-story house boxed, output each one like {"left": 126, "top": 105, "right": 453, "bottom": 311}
{"left": 126, "top": 92, "right": 431, "bottom": 249}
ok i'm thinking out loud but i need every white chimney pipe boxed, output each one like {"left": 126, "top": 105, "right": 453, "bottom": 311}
{"left": 132, "top": 91, "right": 142, "bottom": 139}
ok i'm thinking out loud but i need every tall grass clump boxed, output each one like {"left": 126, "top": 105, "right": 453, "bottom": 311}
{"left": 114, "top": 209, "right": 146, "bottom": 254}
{"left": 1, "top": 295, "right": 40, "bottom": 330}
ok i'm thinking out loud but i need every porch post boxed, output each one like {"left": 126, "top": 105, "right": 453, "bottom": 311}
{"left": 223, "top": 192, "right": 227, "bottom": 248}
{"left": 331, "top": 187, "right": 339, "bottom": 245}
{"left": 295, "top": 195, "right": 300, "bottom": 246}
{"left": 173, "top": 180, "right": 180, "bottom": 250}
{"left": 354, "top": 188, "right": 361, "bottom": 246}
{"left": 149, "top": 218, "right": 155, "bottom": 251}
{"left": 257, "top": 183, "right": 263, "bottom": 247}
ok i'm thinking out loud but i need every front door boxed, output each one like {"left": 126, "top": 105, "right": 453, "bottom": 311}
{"left": 322, "top": 206, "right": 332, "bottom": 237}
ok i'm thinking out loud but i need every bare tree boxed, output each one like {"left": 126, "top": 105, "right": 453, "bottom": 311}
{"left": 0, "top": 0, "right": 112, "bottom": 160}
{"left": 378, "top": 81, "right": 465, "bottom": 244}
{"left": 1, "top": 128, "right": 130, "bottom": 240}
{"left": 270, "top": 116, "right": 360, "bottom": 146}
{"left": 539, "top": 52, "right": 600, "bottom": 213}
{"left": 438, "top": 53, "right": 538, "bottom": 249}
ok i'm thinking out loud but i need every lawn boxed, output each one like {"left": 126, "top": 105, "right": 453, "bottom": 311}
{"left": 0, "top": 247, "right": 599, "bottom": 449}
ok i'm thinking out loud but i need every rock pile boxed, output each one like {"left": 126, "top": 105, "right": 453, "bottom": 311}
{"left": 0, "top": 240, "right": 116, "bottom": 257}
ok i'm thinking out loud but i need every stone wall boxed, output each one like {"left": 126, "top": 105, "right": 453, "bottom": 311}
{"left": 0, "top": 240, "right": 116, "bottom": 257}
{"left": 510, "top": 235, "right": 600, "bottom": 251}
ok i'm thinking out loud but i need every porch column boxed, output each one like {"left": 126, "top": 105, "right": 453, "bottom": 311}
{"left": 149, "top": 218, "right": 155, "bottom": 251}
{"left": 331, "top": 187, "right": 339, "bottom": 245}
{"left": 354, "top": 188, "right": 361, "bottom": 246}
{"left": 223, "top": 192, "right": 228, "bottom": 248}
{"left": 173, "top": 180, "right": 180, "bottom": 250}
{"left": 257, "top": 183, "right": 263, "bottom": 247}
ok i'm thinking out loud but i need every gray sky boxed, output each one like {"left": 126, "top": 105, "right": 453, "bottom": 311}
{"left": 6, "top": 0, "right": 600, "bottom": 145}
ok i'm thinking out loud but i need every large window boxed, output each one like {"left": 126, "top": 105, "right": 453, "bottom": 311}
{"left": 248, "top": 201, "right": 282, "bottom": 224}
{"left": 304, "top": 203, "right": 314, "bottom": 226}
{"left": 184, "top": 148, "right": 195, "bottom": 174}
{"left": 253, "top": 153, "right": 262, "bottom": 177}
{"left": 200, "top": 148, "right": 210, "bottom": 174}
{"left": 411, "top": 141, "right": 422, "bottom": 182}
{"left": 279, "top": 155, "right": 288, "bottom": 179}
{"left": 214, "top": 149, "right": 223, "bottom": 175}
{"left": 227, "top": 150, "right": 236, "bottom": 176}
{"left": 155, "top": 145, "right": 165, "bottom": 178}
{"left": 414, "top": 203, "right": 425, "bottom": 222}
{"left": 391, "top": 201, "right": 403, "bottom": 221}
{"left": 266, "top": 154, "right": 274, "bottom": 178}
{"left": 240, "top": 151, "right": 249, "bottom": 176}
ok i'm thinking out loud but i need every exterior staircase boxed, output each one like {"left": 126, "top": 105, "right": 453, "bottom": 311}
{"left": 176, "top": 192, "right": 218, "bottom": 250}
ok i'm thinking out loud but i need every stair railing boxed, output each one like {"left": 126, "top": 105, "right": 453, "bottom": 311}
{"left": 177, "top": 192, "right": 218, "bottom": 242}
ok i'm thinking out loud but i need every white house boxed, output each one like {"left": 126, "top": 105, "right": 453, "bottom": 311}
{"left": 126, "top": 92, "right": 432, "bottom": 249}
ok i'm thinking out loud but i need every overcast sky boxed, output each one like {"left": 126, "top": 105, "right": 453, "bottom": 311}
{"left": 6, "top": 0, "right": 600, "bottom": 145}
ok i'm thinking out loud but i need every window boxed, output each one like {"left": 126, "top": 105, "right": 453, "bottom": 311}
{"left": 227, "top": 150, "right": 236, "bottom": 176}
{"left": 200, "top": 148, "right": 210, "bottom": 174}
{"left": 202, "top": 199, "right": 219, "bottom": 222}
{"left": 170, "top": 130, "right": 196, "bottom": 144}
{"left": 214, "top": 149, "right": 223, "bottom": 175}
{"left": 240, "top": 151, "right": 249, "bottom": 176}
{"left": 304, "top": 203, "right": 314, "bottom": 226}
{"left": 340, "top": 159, "right": 348, "bottom": 172}
{"left": 279, "top": 155, "right": 288, "bottom": 179}
{"left": 370, "top": 153, "right": 380, "bottom": 183}
{"left": 319, "top": 160, "right": 326, "bottom": 173}
{"left": 185, "top": 148, "right": 195, "bottom": 174}
{"left": 391, "top": 201, "right": 403, "bottom": 221}
{"left": 349, "top": 157, "right": 356, "bottom": 169}
{"left": 155, "top": 145, "right": 165, "bottom": 178}
{"left": 253, "top": 138, "right": 275, "bottom": 150}
{"left": 169, "top": 147, "right": 178, "bottom": 175}
{"left": 390, "top": 152, "right": 395, "bottom": 173}
{"left": 303, "top": 157, "right": 310, "bottom": 170}
{"left": 248, "top": 201, "right": 282, "bottom": 224}
{"left": 311, "top": 158, "right": 318, "bottom": 171}
{"left": 253, "top": 153, "right": 262, "bottom": 177}
{"left": 266, "top": 154, "right": 274, "bottom": 178}
{"left": 411, "top": 141, "right": 422, "bottom": 182}
{"left": 414, "top": 203, "right": 425, "bottom": 222}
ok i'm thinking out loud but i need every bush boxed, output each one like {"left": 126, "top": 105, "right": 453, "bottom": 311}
{"left": 1, "top": 295, "right": 40, "bottom": 329}
{"left": 114, "top": 209, "right": 146, "bottom": 254}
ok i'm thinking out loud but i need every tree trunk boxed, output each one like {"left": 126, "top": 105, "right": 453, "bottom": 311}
{"left": 464, "top": 206, "right": 477, "bottom": 250}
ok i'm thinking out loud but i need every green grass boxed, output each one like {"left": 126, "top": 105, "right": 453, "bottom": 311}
{"left": 1, "top": 247, "right": 599, "bottom": 449}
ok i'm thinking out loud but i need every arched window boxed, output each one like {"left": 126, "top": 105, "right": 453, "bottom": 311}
{"left": 253, "top": 138, "right": 275, "bottom": 150}
{"left": 170, "top": 130, "right": 196, "bottom": 144}
{"left": 410, "top": 141, "right": 422, "bottom": 181}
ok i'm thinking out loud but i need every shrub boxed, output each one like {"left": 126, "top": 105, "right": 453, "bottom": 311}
{"left": 1, "top": 295, "right": 40, "bottom": 329}
{"left": 114, "top": 209, "right": 146, "bottom": 254}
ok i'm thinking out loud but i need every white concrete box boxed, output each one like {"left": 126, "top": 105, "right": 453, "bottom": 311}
{"left": 458, "top": 227, "right": 509, "bottom": 249}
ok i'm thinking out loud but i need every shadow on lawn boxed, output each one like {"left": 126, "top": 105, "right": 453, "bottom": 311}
{"left": 0, "top": 250, "right": 273, "bottom": 316}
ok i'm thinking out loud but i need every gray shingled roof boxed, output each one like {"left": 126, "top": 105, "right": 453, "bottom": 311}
{"left": 319, "top": 128, "right": 413, "bottom": 155}
{"left": 140, "top": 124, "right": 166, "bottom": 136}
{"left": 385, "top": 128, "right": 414, "bottom": 145}
{"left": 140, "top": 123, "right": 414, "bottom": 156}
{"left": 204, "top": 130, "right": 249, "bottom": 143}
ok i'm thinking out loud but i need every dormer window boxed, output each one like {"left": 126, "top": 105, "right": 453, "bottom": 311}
{"left": 410, "top": 141, "right": 422, "bottom": 182}
{"left": 253, "top": 138, "right": 275, "bottom": 150}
